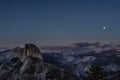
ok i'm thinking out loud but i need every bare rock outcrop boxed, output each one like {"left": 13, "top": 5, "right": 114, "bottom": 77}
{"left": 14, "top": 44, "right": 43, "bottom": 62}
{"left": 0, "top": 44, "right": 79, "bottom": 80}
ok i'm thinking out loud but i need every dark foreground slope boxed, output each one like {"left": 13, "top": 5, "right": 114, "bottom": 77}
{"left": 0, "top": 44, "right": 79, "bottom": 80}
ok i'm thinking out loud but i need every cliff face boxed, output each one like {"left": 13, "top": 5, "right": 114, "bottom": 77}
{"left": 0, "top": 44, "right": 79, "bottom": 80}
{"left": 14, "top": 44, "right": 43, "bottom": 62}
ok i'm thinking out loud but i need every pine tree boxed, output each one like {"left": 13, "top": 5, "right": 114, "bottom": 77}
{"left": 86, "top": 66, "right": 106, "bottom": 80}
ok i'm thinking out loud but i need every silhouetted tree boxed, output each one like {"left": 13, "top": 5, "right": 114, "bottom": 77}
{"left": 116, "top": 71, "right": 120, "bottom": 80}
{"left": 86, "top": 66, "right": 106, "bottom": 80}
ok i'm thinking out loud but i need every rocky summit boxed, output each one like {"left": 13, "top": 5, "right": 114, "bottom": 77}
{"left": 13, "top": 44, "right": 43, "bottom": 62}
{"left": 0, "top": 44, "right": 79, "bottom": 80}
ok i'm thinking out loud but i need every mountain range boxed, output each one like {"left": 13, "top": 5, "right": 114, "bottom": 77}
{"left": 0, "top": 44, "right": 79, "bottom": 80}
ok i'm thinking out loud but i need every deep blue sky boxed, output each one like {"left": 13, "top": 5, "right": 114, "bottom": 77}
{"left": 0, "top": 0, "right": 120, "bottom": 47}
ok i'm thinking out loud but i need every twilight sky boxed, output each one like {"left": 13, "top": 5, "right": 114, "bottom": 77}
{"left": 0, "top": 0, "right": 120, "bottom": 47}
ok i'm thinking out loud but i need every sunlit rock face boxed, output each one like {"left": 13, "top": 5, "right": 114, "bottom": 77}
{"left": 15, "top": 44, "right": 43, "bottom": 62}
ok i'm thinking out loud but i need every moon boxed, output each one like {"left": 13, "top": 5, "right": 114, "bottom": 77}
{"left": 103, "top": 26, "right": 106, "bottom": 30}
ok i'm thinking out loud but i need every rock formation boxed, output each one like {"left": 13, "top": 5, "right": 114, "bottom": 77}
{"left": 14, "top": 44, "right": 43, "bottom": 62}
{"left": 0, "top": 44, "right": 79, "bottom": 80}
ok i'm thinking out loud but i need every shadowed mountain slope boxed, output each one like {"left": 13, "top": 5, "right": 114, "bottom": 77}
{"left": 0, "top": 44, "right": 79, "bottom": 80}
